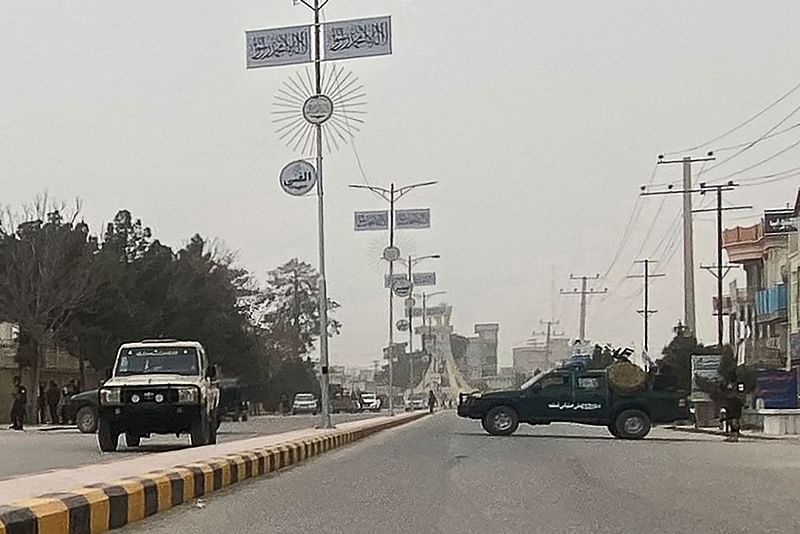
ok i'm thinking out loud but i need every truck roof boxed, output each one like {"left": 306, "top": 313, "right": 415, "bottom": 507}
{"left": 119, "top": 340, "right": 204, "bottom": 350}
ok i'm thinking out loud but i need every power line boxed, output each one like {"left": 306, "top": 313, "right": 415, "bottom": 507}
{"left": 662, "top": 78, "right": 800, "bottom": 156}
{"left": 699, "top": 102, "right": 800, "bottom": 176}
{"left": 599, "top": 164, "right": 659, "bottom": 282}
{"left": 712, "top": 121, "right": 800, "bottom": 153}
{"left": 707, "top": 135, "right": 800, "bottom": 184}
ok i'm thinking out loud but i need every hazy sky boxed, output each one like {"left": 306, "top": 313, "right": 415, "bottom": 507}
{"left": 2, "top": 1, "right": 800, "bottom": 368}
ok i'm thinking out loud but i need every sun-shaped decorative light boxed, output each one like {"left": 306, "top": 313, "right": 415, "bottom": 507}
{"left": 272, "top": 63, "right": 367, "bottom": 155}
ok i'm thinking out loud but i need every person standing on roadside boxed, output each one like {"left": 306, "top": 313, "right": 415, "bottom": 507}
{"left": 37, "top": 383, "right": 47, "bottom": 425}
{"left": 724, "top": 384, "right": 745, "bottom": 443}
{"left": 428, "top": 390, "right": 437, "bottom": 414}
{"left": 10, "top": 376, "right": 27, "bottom": 431}
{"left": 46, "top": 381, "right": 61, "bottom": 424}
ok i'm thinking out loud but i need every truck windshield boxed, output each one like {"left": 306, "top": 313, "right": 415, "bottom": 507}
{"left": 115, "top": 347, "right": 200, "bottom": 376}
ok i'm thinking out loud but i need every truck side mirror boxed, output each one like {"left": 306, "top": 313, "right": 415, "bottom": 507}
{"left": 104, "top": 367, "right": 112, "bottom": 380}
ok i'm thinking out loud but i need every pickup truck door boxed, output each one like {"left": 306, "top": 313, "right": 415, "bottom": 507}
{"left": 520, "top": 371, "right": 575, "bottom": 422}
{"left": 572, "top": 373, "right": 611, "bottom": 423}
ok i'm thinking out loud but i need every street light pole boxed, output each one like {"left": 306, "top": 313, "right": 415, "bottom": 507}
{"left": 402, "top": 255, "right": 440, "bottom": 391}
{"left": 388, "top": 183, "right": 395, "bottom": 416}
{"left": 349, "top": 180, "right": 437, "bottom": 416}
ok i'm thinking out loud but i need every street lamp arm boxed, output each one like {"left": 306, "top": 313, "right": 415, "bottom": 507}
{"left": 396, "top": 180, "right": 438, "bottom": 199}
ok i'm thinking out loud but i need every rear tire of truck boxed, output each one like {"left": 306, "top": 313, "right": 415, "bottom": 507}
{"left": 190, "top": 415, "right": 209, "bottom": 447}
{"left": 97, "top": 419, "right": 119, "bottom": 452}
{"left": 481, "top": 406, "right": 519, "bottom": 436}
{"left": 76, "top": 406, "right": 98, "bottom": 434}
{"left": 614, "top": 409, "right": 651, "bottom": 439}
{"left": 125, "top": 432, "right": 141, "bottom": 448}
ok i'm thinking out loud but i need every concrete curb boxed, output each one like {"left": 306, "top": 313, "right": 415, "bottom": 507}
{"left": 0, "top": 412, "right": 427, "bottom": 534}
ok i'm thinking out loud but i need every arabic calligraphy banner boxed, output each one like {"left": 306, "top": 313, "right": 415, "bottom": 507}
{"left": 323, "top": 15, "right": 392, "bottom": 61}
{"left": 396, "top": 208, "right": 430, "bottom": 229}
{"left": 246, "top": 25, "right": 312, "bottom": 68}
{"left": 383, "top": 272, "right": 437, "bottom": 288}
{"left": 763, "top": 209, "right": 798, "bottom": 235}
{"left": 411, "top": 304, "right": 449, "bottom": 318}
{"left": 354, "top": 210, "right": 389, "bottom": 231}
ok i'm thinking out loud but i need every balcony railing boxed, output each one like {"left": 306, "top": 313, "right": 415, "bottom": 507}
{"left": 756, "top": 285, "right": 788, "bottom": 323}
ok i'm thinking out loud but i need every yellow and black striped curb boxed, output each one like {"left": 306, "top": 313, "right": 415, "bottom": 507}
{"left": 0, "top": 412, "right": 426, "bottom": 534}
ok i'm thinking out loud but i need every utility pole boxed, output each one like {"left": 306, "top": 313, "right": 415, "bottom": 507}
{"left": 626, "top": 259, "right": 665, "bottom": 352}
{"left": 693, "top": 182, "right": 750, "bottom": 348}
{"left": 643, "top": 175, "right": 749, "bottom": 349}
{"left": 560, "top": 275, "right": 607, "bottom": 341}
{"left": 654, "top": 153, "right": 715, "bottom": 337}
{"left": 533, "top": 320, "right": 564, "bottom": 368}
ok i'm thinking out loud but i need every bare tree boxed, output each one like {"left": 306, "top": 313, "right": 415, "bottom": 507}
{"left": 0, "top": 196, "right": 98, "bottom": 389}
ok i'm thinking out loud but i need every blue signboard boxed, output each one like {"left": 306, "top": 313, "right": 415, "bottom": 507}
{"left": 756, "top": 370, "right": 798, "bottom": 409}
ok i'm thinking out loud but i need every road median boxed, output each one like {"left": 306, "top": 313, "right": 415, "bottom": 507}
{"left": 0, "top": 411, "right": 426, "bottom": 534}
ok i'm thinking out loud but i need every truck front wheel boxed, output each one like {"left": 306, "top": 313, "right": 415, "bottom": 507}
{"left": 481, "top": 406, "right": 519, "bottom": 436}
{"left": 614, "top": 409, "right": 651, "bottom": 439}
{"left": 97, "top": 418, "right": 119, "bottom": 452}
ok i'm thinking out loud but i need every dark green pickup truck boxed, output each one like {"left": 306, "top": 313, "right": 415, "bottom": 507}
{"left": 458, "top": 367, "right": 690, "bottom": 439}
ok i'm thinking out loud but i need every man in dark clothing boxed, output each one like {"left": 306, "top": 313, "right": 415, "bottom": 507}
{"left": 724, "top": 385, "right": 745, "bottom": 442}
{"left": 46, "top": 381, "right": 61, "bottom": 424}
{"left": 10, "top": 376, "right": 27, "bottom": 431}
{"left": 428, "top": 390, "right": 437, "bottom": 414}
{"left": 37, "top": 383, "right": 47, "bottom": 425}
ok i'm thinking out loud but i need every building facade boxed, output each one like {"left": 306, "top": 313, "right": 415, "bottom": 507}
{"left": 723, "top": 196, "right": 798, "bottom": 369}
{"left": 464, "top": 324, "right": 499, "bottom": 382}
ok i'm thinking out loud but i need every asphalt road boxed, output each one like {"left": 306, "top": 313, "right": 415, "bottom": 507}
{"left": 0, "top": 413, "right": 381, "bottom": 480}
{"left": 125, "top": 412, "right": 800, "bottom": 534}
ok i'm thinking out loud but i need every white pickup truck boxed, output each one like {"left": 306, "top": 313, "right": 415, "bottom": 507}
{"left": 97, "top": 339, "right": 220, "bottom": 452}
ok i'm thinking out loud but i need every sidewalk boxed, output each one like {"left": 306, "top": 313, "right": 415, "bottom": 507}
{"left": 665, "top": 424, "right": 800, "bottom": 442}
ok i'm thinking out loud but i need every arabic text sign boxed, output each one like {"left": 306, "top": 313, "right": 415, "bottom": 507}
{"left": 279, "top": 160, "right": 317, "bottom": 196}
{"left": 413, "top": 272, "right": 436, "bottom": 286}
{"left": 764, "top": 209, "right": 798, "bottom": 235}
{"left": 412, "top": 304, "right": 449, "bottom": 318}
{"left": 384, "top": 272, "right": 437, "bottom": 288}
{"left": 354, "top": 210, "right": 389, "bottom": 231}
{"left": 323, "top": 15, "right": 392, "bottom": 61}
{"left": 246, "top": 25, "right": 312, "bottom": 68}
{"left": 396, "top": 208, "right": 430, "bottom": 229}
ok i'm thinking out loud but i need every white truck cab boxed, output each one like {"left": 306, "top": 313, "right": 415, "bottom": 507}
{"left": 97, "top": 339, "right": 220, "bottom": 452}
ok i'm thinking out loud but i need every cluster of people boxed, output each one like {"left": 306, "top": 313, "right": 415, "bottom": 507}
{"left": 9, "top": 377, "right": 81, "bottom": 431}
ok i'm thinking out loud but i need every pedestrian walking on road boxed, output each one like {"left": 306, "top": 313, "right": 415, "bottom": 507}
{"left": 428, "top": 390, "right": 437, "bottom": 414}
{"left": 10, "top": 376, "right": 27, "bottom": 431}
{"left": 46, "top": 381, "right": 61, "bottom": 424}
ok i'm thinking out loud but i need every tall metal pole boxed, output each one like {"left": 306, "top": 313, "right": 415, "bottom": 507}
{"left": 387, "top": 182, "right": 395, "bottom": 416}
{"left": 312, "top": 0, "right": 332, "bottom": 429}
{"left": 682, "top": 157, "right": 697, "bottom": 337}
{"left": 421, "top": 293, "right": 427, "bottom": 352}
{"left": 407, "top": 256, "right": 414, "bottom": 389}
{"left": 579, "top": 276, "right": 588, "bottom": 341}
{"left": 716, "top": 187, "right": 724, "bottom": 349}
{"left": 643, "top": 259, "right": 650, "bottom": 352}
